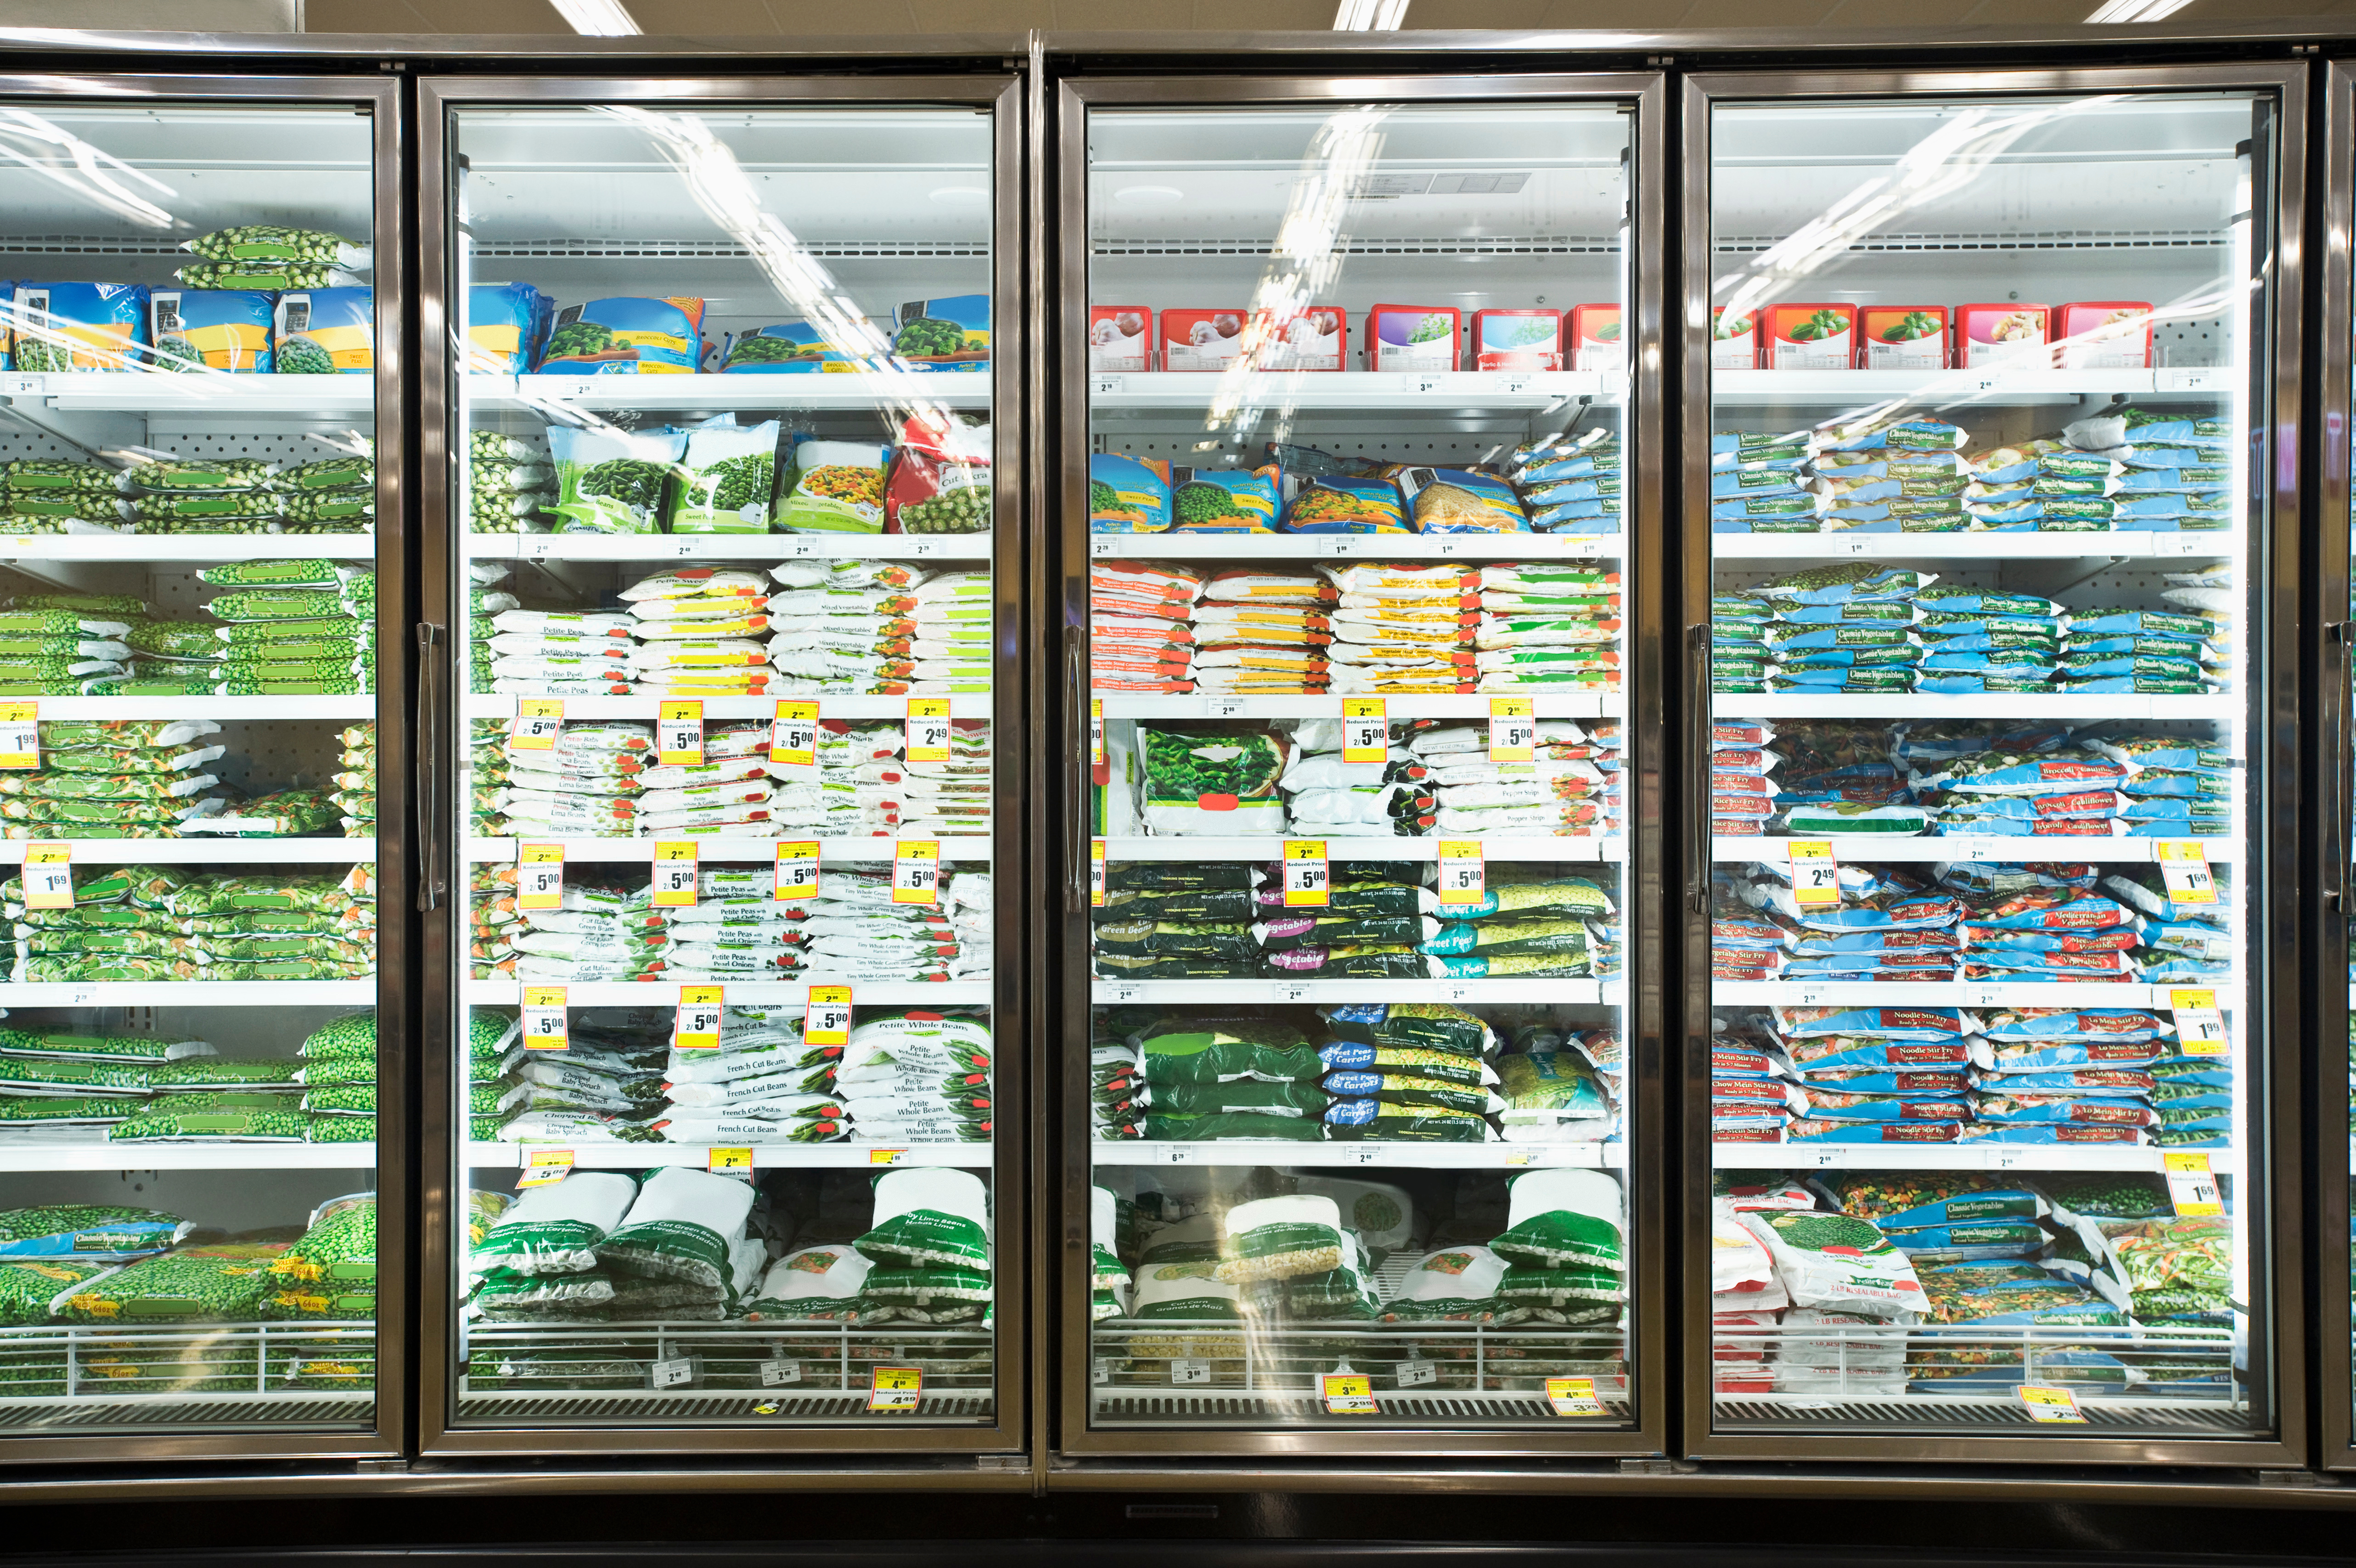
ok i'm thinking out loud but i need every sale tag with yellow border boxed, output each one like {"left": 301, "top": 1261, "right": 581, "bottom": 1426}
{"left": 0, "top": 700, "right": 36, "bottom": 770}
{"left": 1090, "top": 837, "right": 1108, "bottom": 908}
{"left": 511, "top": 697, "right": 562, "bottom": 751}
{"left": 1089, "top": 697, "right": 1106, "bottom": 776}
{"left": 805, "top": 984, "right": 853, "bottom": 1046}
{"left": 21, "top": 843, "right": 69, "bottom": 910}
{"left": 708, "top": 1146, "right": 753, "bottom": 1180}
{"left": 657, "top": 699, "right": 705, "bottom": 767}
{"left": 1437, "top": 839, "right": 1484, "bottom": 906}
{"left": 522, "top": 985, "right": 568, "bottom": 1051}
{"left": 1341, "top": 697, "right": 1387, "bottom": 765}
{"left": 1321, "top": 1371, "right": 1377, "bottom": 1415}
{"left": 1488, "top": 697, "right": 1535, "bottom": 763}
{"left": 2165, "top": 1151, "right": 2224, "bottom": 1217}
{"left": 1282, "top": 839, "right": 1329, "bottom": 908}
{"left": 906, "top": 697, "right": 951, "bottom": 763}
{"left": 2155, "top": 839, "right": 2217, "bottom": 905}
{"left": 1787, "top": 840, "right": 1841, "bottom": 909}
{"left": 2018, "top": 1384, "right": 2085, "bottom": 1423}
{"left": 517, "top": 1148, "right": 574, "bottom": 1187}
{"left": 867, "top": 1148, "right": 905, "bottom": 1166}
{"left": 2169, "top": 987, "right": 2229, "bottom": 1057}
{"left": 1545, "top": 1376, "right": 1606, "bottom": 1417}
{"left": 892, "top": 839, "right": 940, "bottom": 905}
{"left": 774, "top": 840, "right": 820, "bottom": 901}
{"left": 674, "top": 984, "right": 724, "bottom": 1051}
{"left": 770, "top": 699, "right": 818, "bottom": 768}
{"left": 868, "top": 1366, "right": 923, "bottom": 1413}
{"left": 517, "top": 843, "right": 564, "bottom": 911}
{"left": 651, "top": 841, "right": 698, "bottom": 907}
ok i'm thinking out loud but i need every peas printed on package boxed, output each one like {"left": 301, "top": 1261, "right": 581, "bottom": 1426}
{"left": 666, "top": 416, "right": 779, "bottom": 534}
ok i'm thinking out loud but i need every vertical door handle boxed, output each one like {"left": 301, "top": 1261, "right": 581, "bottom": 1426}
{"left": 1688, "top": 622, "right": 1712, "bottom": 914}
{"left": 414, "top": 622, "right": 445, "bottom": 913}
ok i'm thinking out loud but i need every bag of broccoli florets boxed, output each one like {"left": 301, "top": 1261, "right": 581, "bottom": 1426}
{"left": 272, "top": 288, "right": 374, "bottom": 375}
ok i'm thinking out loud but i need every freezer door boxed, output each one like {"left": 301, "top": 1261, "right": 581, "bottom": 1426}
{"left": 1069, "top": 78, "right": 1666, "bottom": 1455}
{"left": 0, "top": 76, "right": 402, "bottom": 1461}
{"left": 1688, "top": 72, "right": 2301, "bottom": 1461}
{"left": 425, "top": 80, "right": 1025, "bottom": 1451}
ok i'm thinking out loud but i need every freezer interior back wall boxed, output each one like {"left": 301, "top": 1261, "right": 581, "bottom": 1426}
{"left": 1696, "top": 83, "right": 2287, "bottom": 1452}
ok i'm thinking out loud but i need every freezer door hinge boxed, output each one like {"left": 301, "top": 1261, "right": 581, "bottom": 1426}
{"left": 1618, "top": 1457, "right": 1698, "bottom": 1477}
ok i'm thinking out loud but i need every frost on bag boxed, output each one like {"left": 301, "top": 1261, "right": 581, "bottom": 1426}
{"left": 1739, "top": 1207, "right": 1924, "bottom": 1319}
{"left": 547, "top": 425, "right": 685, "bottom": 535}
{"left": 746, "top": 1244, "right": 870, "bottom": 1321}
{"left": 468, "top": 1170, "right": 636, "bottom": 1277}
{"left": 594, "top": 1165, "right": 758, "bottom": 1294}
{"left": 1214, "top": 1192, "right": 1345, "bottom": 1285}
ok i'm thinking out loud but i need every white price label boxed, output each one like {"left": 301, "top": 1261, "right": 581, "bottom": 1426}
{"left": 2165, "top": 1151, "right": 2223, "bottom": 1217}
{"left": 774, "top": 840, "right": 820, "bottom": 902}
{"left": 517, "top": 1148, "right": 573, "bottom": 1187}
{"left": 651, "top": 841, "right": 698, "bottom": 908}
{"left": 805, "top": 984, "right": 853, "bottom": 1046}
{"left": 0, "top": 375, "right": 41, "bottom": 396}
{"left": 1395, "top": 1358, "right": 1437, "bottom": 1388}
{"left": 1786, "top": 840, "right": 1840, "bottom": 909}
{"left": 1089, "top": 537, "right": 1113, "bottom": 557}
{"left": 1437, "top": 839, "right": 1484, "bottom": 906}
{"left": 1488, "top": 697, "right": 1535, "bottom": 762}
{"left": 2159, "top": 367, "right": 2222, "bottom": 392}
{"left": 1282, "top": 839, "right": 1329, "bottom": 908}
{"left": 510, "top": 697, "right": 563, "bottom": 752}
{"left": 2155, "top": 840, "right": 2217, "bottom": 905}
{"left": 1344, "top": 1145, "right": 1379, "bottom": 1164}
{"left": 20, "top": 843, "right": 69, "bottom": 910}
{"left": 0, "top": 701, "right": 35, "bottom": 770}
{"left": 674, "top": 984, "right": 724, "bottom": 1051}
{"left": 905, "top": 697, "right": 951, "bottom": 763}
{"left": 1546, "top": 1376, "right": 1607, "bottom": 1417}
{"left": 892, "top": 839, "right": 941, "bottom": 905}
{"left": 650, "top": 1357, "right": 695, "bottom": 1389}
{"left": 1204, "top": 696, "right": 1248, "bottom": 718}
{"left": 1498, "top": 372, "right": 1533, "bottom": 395}
{"left": 1412, "top": 374, "right": 1445, "bottom": 395}
{"left": 1091, "top": 374, "right": 1124, "bottom": 396}
{"left": 517, "top": 843, "right": 563, "bottom": 911}
{"left": 759, "top": 1359, "right": 802, "bottom": 1387}
{"left": 769, "top": 700, "right": 818, "bottom": 768}
{"left": 1340, "top": 698, "right": 1387, "bottom": 766}
{"left": 522, "top": 985, "right": 568, "bottom": 1051}
{"left": 1170, "top": 1358, "right": 1211, "bottom": 1385}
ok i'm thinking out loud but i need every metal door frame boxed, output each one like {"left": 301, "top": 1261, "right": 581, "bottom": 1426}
{"left": 1677, "top": 61, "right": 2311, "bottom": 1469}
{"left": 414, "top": 70, "right": 1033, "bottom": 1464}
{"left": 1050, "top": 68, "right": 1672, "bottom": 1463}
{"left": 0, "top": 67, "right": 408, "bottom": 1469}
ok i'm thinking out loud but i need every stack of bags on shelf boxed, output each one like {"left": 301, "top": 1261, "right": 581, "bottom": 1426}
{"left": 834, "top": 1011, "right": 992, "bottom": 1145}
{"left": 1322, "top": 563, "right": 1477, "bottom": 697}
{"left": 648, "top": 1004, "right": 844, "bottom": 1145}
{"left": 270, "top": 451, "right": 377, "bottom": 535}
{"left": 0, "top": 459, "right": 127, "bottom": 536}
{"left": 1407, "top": 717, "right": 1621, "bottom": 838}
{"left": 1089, "top": 560, "right": 1198, "bottom": 693}
{"left": 288, "top": 1011, "right": 384, "bottom": 1145}
{"left": 0, "top": 860, "right": 374, "bottom": 984}
{"left": 504, "top": 1006, "right": 667, "bottom": 1141}
{"left": 765, "top": 561, "right": 988, "bottom": 697}
{"left": 1905, "top": 724, "right": 2232, "bottom": 840}
{"left": 0, "top": 593, "right": 137, "bottom": 695}
{"left": 1318, "top": 1000, "right": 1509, "bottom": 1144}
{"left": 466, "top": 564, "right": 518, "bottom": 697}
{"left": 657, "top": 863, "right": 981, "bottom": 987}
{"left": 634, "top": 721, "right": 781, "bottom": 839}
{"left": 467, "top": 1169, "right": 640, "bottom": 1322}
{"left": 2057, "top": 563, "right": 2234, "bottom": 698}
{"left": 482, "top": 604, "right": 638, "bottom": 696}
{"left": 466, "top": 432, "right": 554, "bottom": 535}
{"left": 484, "top": 720, "right": 649, "bottom": 840}
{"left": 0, "top": 1023, "right": 214, "bottom": 1140}
{"left": 1808, "top": 419, "right": 1974, "bottom": 535}
{"left": 616, "top": 568, "right": 775, "bottom": 699}
{"left": 1911, "top": 587, "right": 2068, "bottom": 697}
{"left": 1132, "top": 1012, "right": 1328, "bottom": 1143}
{"left": 1473, "top": 563, "right": 1623, "bottom": 696}
{"left": 474, "top": 869, "right": 660, "bottom": 985}
{"left": 1965, "top": 1006, "right": 2173, "bottom": 1146}
{"left": 1272, "top": 717, "right": 1436, "bottom": 838}
{"left": 0, "top": 716, "right": 229, "bottom": 838}
{"left": 330, "top": 723, "right": 375, "bottom": 838}
{"left": 1087, "top": 1036, "right": 1147, "bottom": 1141}
{"left": 468, "top": 1167, "right": 774, "bottom": 1325}
{"left": 1507, "top": 427, "right": 1623, "bottom": 534}
{"left": 113, "top": 456, "right": 283, "bottom": 537}
{"left": 1709, "top": 428, "right": 1826, "bottom": 535}
{"left": 1188, "top": 569, "right": 1334, "bottom": 698}
{"left": 1715, "top": 565, "right": 1931, "bottom": 698}
{"left": 1966, "top": 407, "right": 2232, "bottom": 535}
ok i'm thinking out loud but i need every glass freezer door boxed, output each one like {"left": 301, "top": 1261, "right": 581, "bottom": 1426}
{"left": 439, "top": 92, "right": 1012, "bottom": 1433}
{"left": 1080, "top": 96, "right": 1644, "bottom": 1436}
{"left": 1699, "top": 88, "right": 2275, "bottom": 1442}
{"left": 0, "top": 84, "right": 394, "bottom": 1450}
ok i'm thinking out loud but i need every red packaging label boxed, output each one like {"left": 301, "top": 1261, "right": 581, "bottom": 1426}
{"left": 1711, "top": 305, "right": 1758, "bottom": 370}
{"left": 1256, "top": 306, "right": 1345, "bottom": 372}
{"left": 1470, "top": 308, "right": 1562, "bottom": 371}
{"left": 1160, "top": 308, "right": 1248, "bottom": 372}
{"left": 1856, "top": 305, "right": 1948, "bottom": 371}
{"left": 1955, "top": 303, "right": 2050, "bottom": 370}
{"left": 1089, "top": 306, "right": 1152, "bottom": 371}
{"left": 1762, "top": 303, "right": 1854, "bottom": 370}
{"left": 2054, "top": 301, "right": 2153, "bottom": 369}
{"left": 1566, "top": 303, "right": 1621, "bottom": 372}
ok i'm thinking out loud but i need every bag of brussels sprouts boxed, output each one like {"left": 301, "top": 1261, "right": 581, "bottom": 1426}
{"left": 548, "top": 425, "right": 684, "bottom": 534}
{"left": 184, "top": 226, "right": 370, "bottom": 270}
{"left": 117, "top": 457, "right": 276, "bottom": 495}
{"left": 886, "top": 414, "right": 990, "bottom": 536}
{"left": 666, "top": 416, "right": 778, "bottom": 534}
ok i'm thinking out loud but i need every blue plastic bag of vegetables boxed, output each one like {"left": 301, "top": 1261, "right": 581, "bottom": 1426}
{"left": 148, "top": 289, "right": 273, "bottom": 373}
{"left": 537, "top": 297, "right": 704, "bottom": 375}
{"left": 465, "top": 283, "right": 552, "bottom": 375}
{"left": 9, "top": 283, "right": 146, "bottom": 373}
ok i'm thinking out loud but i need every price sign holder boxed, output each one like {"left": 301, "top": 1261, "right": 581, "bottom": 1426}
{"left": 1545, "top": 1376, "right": 1607, "bottom": 1417}
{"left": 21, "top": 843, "right": 70, "bottom": 910}
{"left": 657, "top": 699, "right": 705, "bottom": 767}
{"left": 517, "top": 843, "right": 564, "bottom": 911}
{"left": 2165, "top": 1151, "right": 2224, "bottom": 1217}
{"left": 867, "top": 1148, "right": 905, "bottom": 1166}
{"left": 770, "top": 699, "right": 819, "bottom": 768}
{"left": 1787, "top": 841, "right": 1841, "bottom": 909}
{"left": 1283, "top": 839, "right": 1330, "bottom": 908}
{"left": 1489, "top": 697, "right": 1535, "bottom": 763}
{"left": 906, "top": 697, "right": 951, "bottom": 763}
{"left": 774, "top": 840, "right": 820, "bottom": 901}
{"left": 675, "top": 984, "right": 724, "bottom": 1051}
{"left": 805, "top": 984, "right": 853, "bottom": 1047}
{"left": 2018, "top": 1384, "right": 2086, "bottom": 1423}
{"left": 1437, "top": 839, "right": 1485, "bottom": 906}
{"left": 2155, "top": 840, "right": 2218, "bottom": 905}
{"left": 1395, "top": 1358, "right": 1436, "bottom": 1388}
{"left": 868, "top": 1366, "right": 923, "bottom": 1413}
{"left": 2169, "top": 987, "right": 2230, "bottom": 1057}
{"left": 759, "top": 1359, "right": 802, "bottom": 1387}
{"left": 892, "top": 839, "right": 941, "bottom": 905}
{"left": 1090, "top": 837, "right": 1108, "bottom": 908}
{"left": 1170, "top": 1358, "right": 1212, "bottom": 1385}
{"left": 1321, "top": 1371, "right": 1377, "bottom": 1416}
{"left": 707, "top": 1146, "right": 753, "bottom": 1181}
{"left": 0, "top": 700, "right": 36, "bottom": 769}
{"left": 651, "top": 841, "right": 698, "bottom": 908}
{"left": 650, "top": 1356, "right": 696, "bottom": 1389}
{"left": 1341, "top": 697, "right": 1387, "bottom": 766}
{"left": 517, "top": 1148, "right": 574, "bottom": 1188}
{"left": 522, "top": 985, "right": 569, "bottom": 1051}
{"left": 1090, "top": 697, "right": 1107, "bottom": 785}
{"left": 511, "top": 697, "right": 563, "bottom": 752}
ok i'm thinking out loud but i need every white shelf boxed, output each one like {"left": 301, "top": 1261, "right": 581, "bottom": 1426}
{"left": 0, "top": 981, "right": 374, "bottom": 1006}
{"left": 1091, "top": 369, "right": 1614, "bottom": 410}
{"left": 1713, "top": 532, "right": 2227, "bottom": 562}
{"left": 0, "top": 537, "right": 375, "bottom": 563}
{"left": 475, "top": 533, "right": 988, "bottom": 563}
{"left": 1711, "top": 366, "right": 2228, "bottom": 406}
{"left": 1093, "top": 1140, "right": 1619, "bottom": 1170}
{"left": 1099, "top": 694, "right": 1620, "bottom": 721}
{"left": 1086, "top": 533, "right": 1618, "bottom": 562}
{"left": 0, "top": 839, "right": 372, "bottom": 863}
{"left": 1715, "top": 695, "right": 2232, "bottom": 721}
{"left": 3, "top": 372, "right": 372, "bottom": 414}
{"left": 463, "top": 1141, "right": 987, "bottom": 1169}
{"left": 0, "top": 1138, "right": 377, "bottom": 1170}
{"left": 1712, "top": 1143, "right": 2243, "bottom": 1175}
{"left": 6, "top": 698, "right": 373, "bottom": 720}
{"left": 1713, "top": 981, "right": 2238, "bottom": 1009}
{"left": 1713, "top": 836, "right": 2237, "bottom": 865}
{"left": 466, "top": 836, "right": 988, "bottom": 864}
{"left": 1093, "top": 978, "right": 1616, "bottom": 1006}
{"left": 461, "top": 980, "right": 988, "bottom": 1008}
{"left": 462, "top": 694, "right": 990, "bottom": 722}
{"left": 1102, "top": 835, "right": 1619, "bottom": 864}
{"left": 470, "top": 372, "right": 990, "bottom": 413}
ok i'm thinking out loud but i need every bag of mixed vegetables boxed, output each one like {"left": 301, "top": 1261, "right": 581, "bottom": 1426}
{"left": 776, "top": 439, "right": 887, "bottom": 534}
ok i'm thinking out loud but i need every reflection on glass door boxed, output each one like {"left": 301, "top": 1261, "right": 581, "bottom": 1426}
{"left": 1702, "top": 91, "right": 2271, "bottom": 1438}
{"left": 444, "top": 99, "right": 1004, "bottom": 1427}
{"left": 1082, "top": 101, "right": 1640, "bottom": 1430}
{"left": 0, "top": 90, "right": 388, "bottom": 1438}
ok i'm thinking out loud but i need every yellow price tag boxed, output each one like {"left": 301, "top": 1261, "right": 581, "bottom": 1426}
{"left": 1545, "top": 1376, "right": 1606, "bottom": 1417}
{"left": 1089, "top": 697, "right": 1106, "bottom": 773}
{"left": 657, "top": 699, "right": 705, "bottom": 766}
{"left": 867, "top": 1365, "right": 923, "bottom": 1413}
{"left": 2154, "top": 839, "right": 2217, "bottom": 905}
{"left": 517, "top": 1148, "right": 574, "bottom": 1187}
{"left": 0, "top": 700, "right": 36, "bottom": 770}
{"left": 868, "top": 1148, "right": 905, "bottom": 1166}
{"left": 511, "top": 697, "right": 562, "bottom": 752}
{"left": 905, "top": 697, "right": 951, "bottom": 763}
{"left": 1282, "top": 839, "right": 1329, "bottom": 909}
{"left": 1488, "top": 697, "right": 1535, "bottom": 763}
{"left": 1321, "top": 1371, "right": 1377, "bottom": 1415}
{"left": 2168, "top": 987, "right": 2229, "bottom": 1057}
{"left": 1090, "top": 837, "right": 1108, "bottom": 908}
{"left": 1787, "top": 840, "right": 1841, "bottom": 909}
{"left": 674, "top": 984, "right": 724, "bottom": 1051}
{"left": 769, "top": 699, "right": 818, "bottom": 768}
{"left": 517, "top": 842, "right": 564, "bottom": 911}
{"left": 892, "top": 839, "right": 941, "bottom": 905}
{"left": 1437, "top": 839, "right": 1484, "bottom": 906}
{"left": 805, "top": 984, "right": 853, "bottom": 1047}
{"left": 2017, "top": 1384, "right": 2086, "bottom": 1423}
{"left": 774, "top": 840, "right": 820, "bottom": 901}
{"left": 707, "top": 1146, "right": 753, "bottom": 1179}
{"left": 2164, "top": 1151, "right": 2224, "bottom": 1217}
{"left": 651, "top": 840, "right": 698, "bottom": 907}
{"left": 1341, "top": 697, "right": 1387, "bottom": 765}
{"left": 20, "top": 842, "right": 69, "bottom": 910}
{"left": 521, "top": 984, "right": 568, "bottom": 1051}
